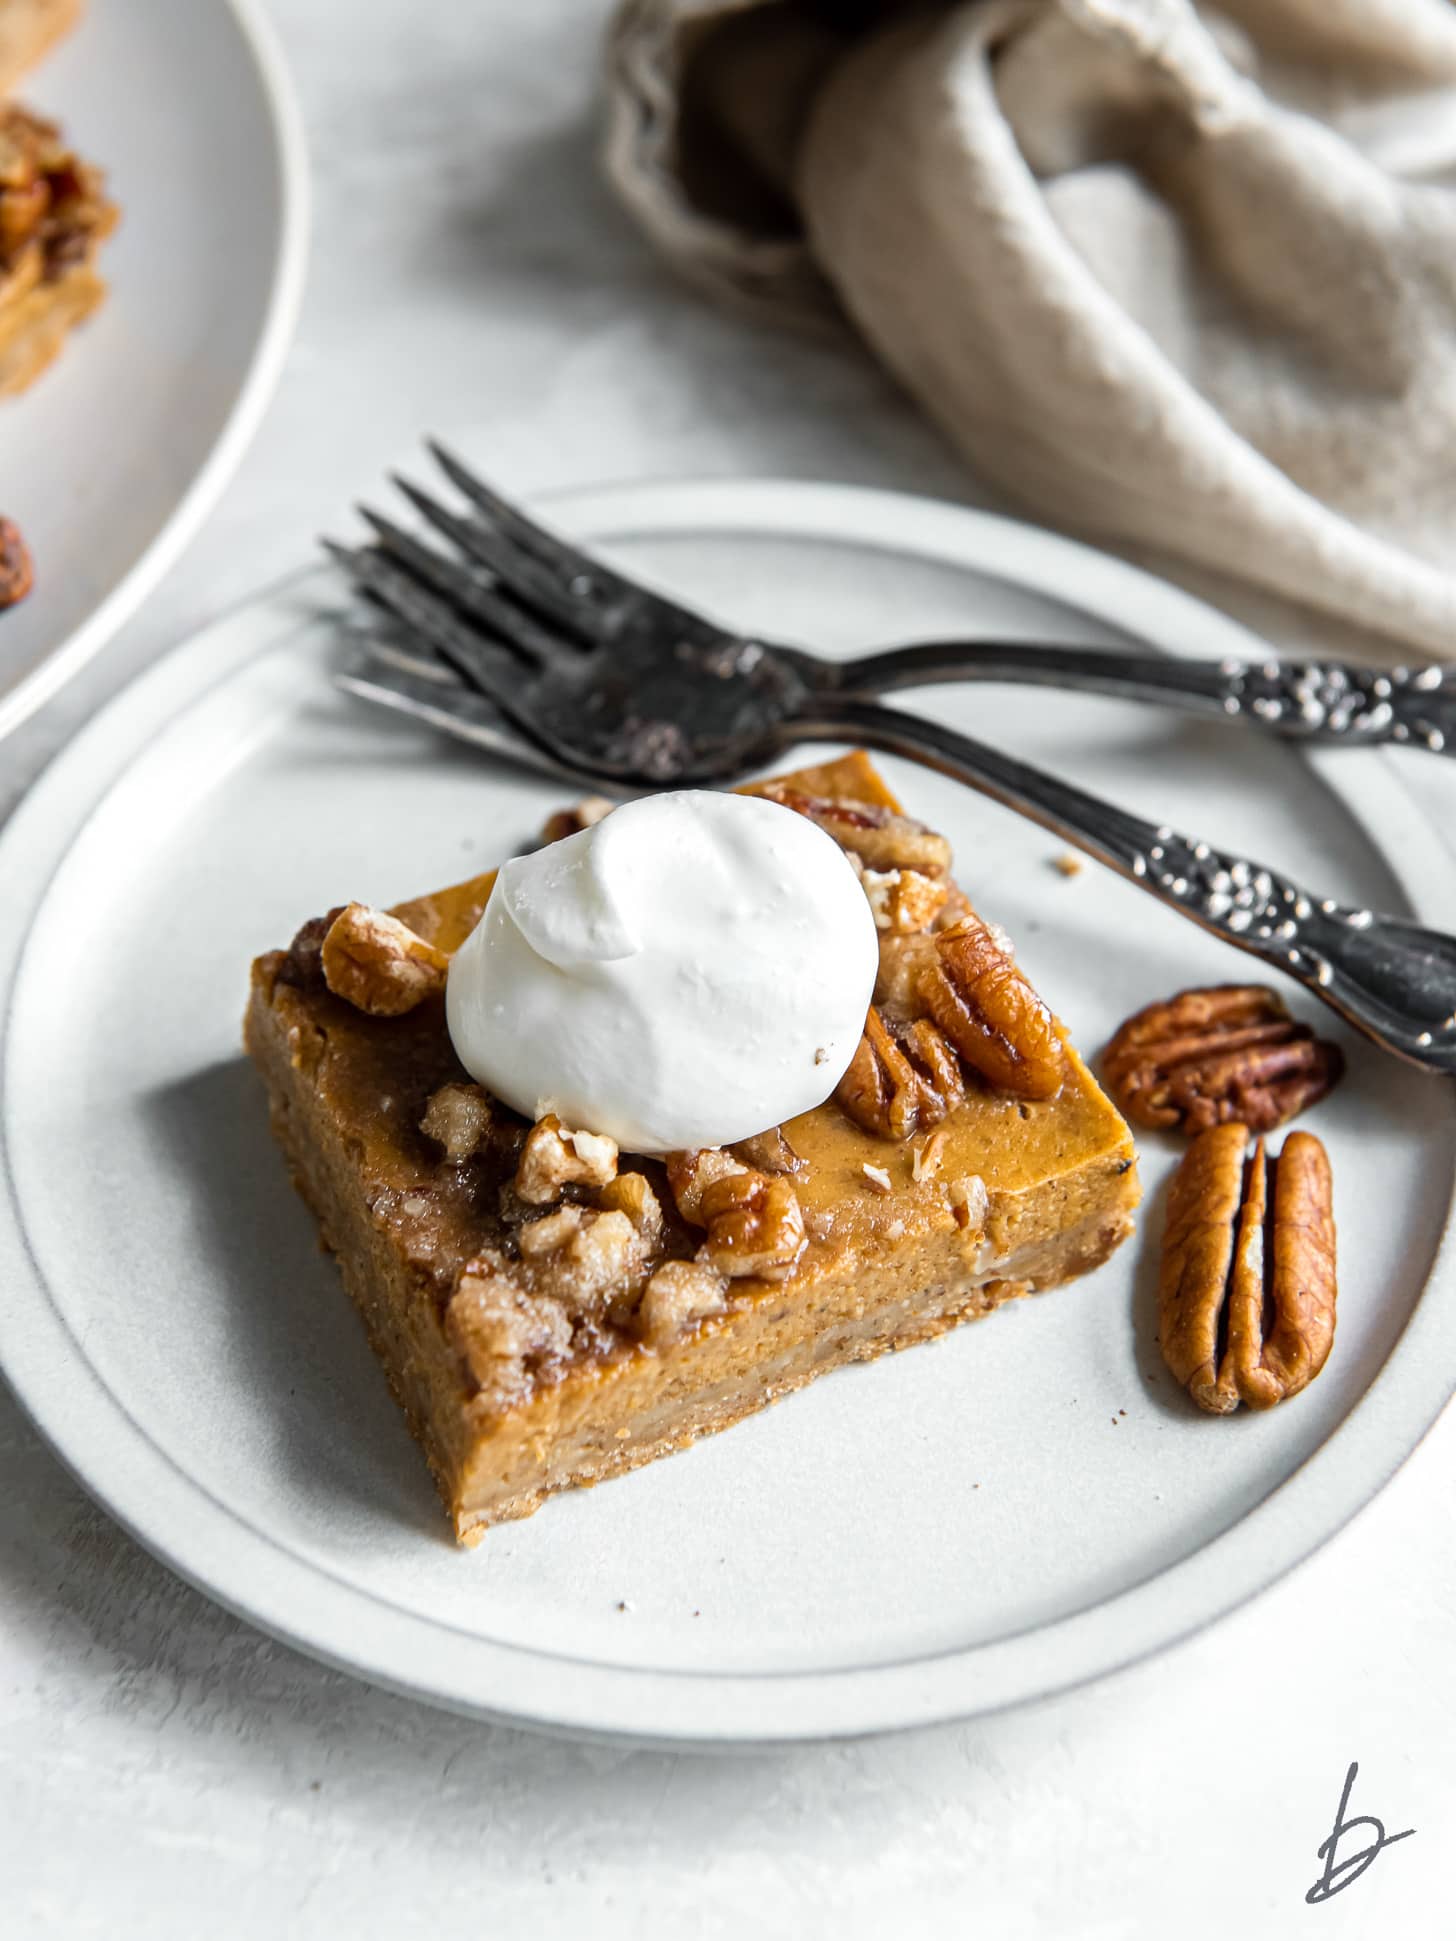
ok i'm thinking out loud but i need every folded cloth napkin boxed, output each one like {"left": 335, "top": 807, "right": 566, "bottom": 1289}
{"left": 604, "top": 0, "right": 1456, "bottom": 657}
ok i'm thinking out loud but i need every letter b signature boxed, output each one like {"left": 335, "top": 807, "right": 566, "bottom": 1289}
{"left": 1305, "top": 1761, "right": 1415, "bottom": 1905}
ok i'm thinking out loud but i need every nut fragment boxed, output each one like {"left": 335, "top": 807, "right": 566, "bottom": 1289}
{"left": 762, "top": 788, "right": 953, "bottom": 875}
{"left": 698, "top": 1171, "right": 807, "bottom": 1281}
{"left": 420, "top": 1082, "right": 494, "bottom": 1162}
{"left": 0, "top": 517, "right": 33, "bottom": 608}
{"left": 637, "top": 1260, "right": 728, "bottom": 1348}
{"left": 912, "top": 1128, "right": 947, "bottom": 1183}
{"left": 279, "top": 905, "right": 347, "bottom": 991}
{"left": 729, "top": 1126, "right": 806, "bottom": 1177}
{"left": 861, "top": 867, "right": 950, "bottom": 934}
{"left": 861, "top": 1162, "right": 893, "bottom": 1194}
{"left": 1159, "top": 1123, "right": 1336, "bottom": 1414}
{"left": 835, "top": 1007, "right": 964, "bottom": 1141}
{"left": 540, "top": 795, "right": 615, "bottom": 845}
{"left": 320, "top": 902, "right": 449, "bottom": 1016}
{"left": 665, "top": 1147, "right": 748, "bottom": 1223}
{"left": 1104, "top": 984, "right": 1343, "bottom": 1135}
{"left": 919, "top": 916, "right": 1064, "bottom": 1100}
{"left": 515, "top": 1114, "right": 620, "bottom": 1204}
{"left": 947, "top": 1175, "right": 989, "bottom": 1232}
{"left": 597, "top": 1170, "right": 665, "bottom": 1243}
{"left": 518, "top": 1206, "right": 585, "bottom": 1257}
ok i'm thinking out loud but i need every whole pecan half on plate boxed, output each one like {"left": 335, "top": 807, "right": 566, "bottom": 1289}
{"left": 1159, "top": 1122, "right": 1337, "bottom": 1414}
{"left": 1104, "top": 984, "right": 1343, "bottom": 1135}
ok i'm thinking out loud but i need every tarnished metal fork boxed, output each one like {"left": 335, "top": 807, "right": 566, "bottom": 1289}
{"left": 327, "top": 446, "right": 1456, "bottom": 1075}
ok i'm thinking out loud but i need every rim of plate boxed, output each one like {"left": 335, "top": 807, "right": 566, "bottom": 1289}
{"left": 2, "top": 479, "right": 1454, "bottom": 1747}
{"left": 0, "top": 0, "right": 311, "bottom": 742}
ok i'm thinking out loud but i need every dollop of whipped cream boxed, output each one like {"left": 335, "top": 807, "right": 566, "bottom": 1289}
{"left": 445, "top": 791, "right": 878, "bottom": 1153}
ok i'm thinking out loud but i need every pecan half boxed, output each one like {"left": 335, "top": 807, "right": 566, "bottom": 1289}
{"left": 1159, "top": 1123, "right": 1336, "bottom": 1414}
{"left": 834, "top": 1007, "right": 965, "bottom": 1140}
{"left": 762, "top": 789, "right": 952, "bottom": 875}
{"left": 1104, "top": 984, "right": 1343, "bottom": 1134}
{"left": 0, "top": 517, "right": 32, "bottom": 608}
{"left": 637, "top": 1260, "right": 728, "bottom": 1347}
{"left": 320, "top": 903, "right": 449, "bottom": 1016}
{"left": 918, "top": 916, "right": 1064, "bottom": 1099}
{"left": 698, "top": 1170, "right": 807, "bottom": 1281}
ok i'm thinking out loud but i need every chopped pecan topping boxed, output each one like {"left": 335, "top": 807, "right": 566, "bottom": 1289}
{"left": 420, "top": 1082, "right": 494, "bottom": 1162}
{"left": 446, "top": 1255, "right": 572, "bottom": 1398}
{"left": 665, "top": 1147, "right": 748, "bottom": 1224}
{"left": 320, "top": 902, "right": 449, "bottom": 1016}
{"left": 861, "top": 1162, "right": 893, "bottom": 1194}
{"left": 835, "top": 1007, "right": 964, "bottom": 1141}
{"left": 729, "top": 1125, "right": 806, "bottom": 1177}
{"left": 515, "top": 1114, "right": 620, "bottom": 1204}
{"left": 918, "top": 915, "right": 1064, "bottom": 1099}
{"left": 1159, "top": 1123, "right": 1336, "bottom": 1414}
{"left": 637, "top": 1260, "right": 728, "bottom": 1348}
{"left": 0, "top": 517, "right": 32, "bottom": 608}
{"left": 1104, "top": 985, "right": 1343, "bottom": 1135}
{"left": 698, "top": 1171, "right": 807, "bottom": 1282}
{"left": 517, "top": 1206, "right": 585, "bottom": 1257}
{"left": 762, "top": 788, "right": 953, "bottom": 875}
{"left": 559, "top": 1209, "right": 642, "bottom": 1303}
{"left": 861, "top": 867, "right": 949, "bottom": 934}
{"left": 947, "top": 1175, "right": 989, "bottom": 1233}
{"left": 596, "top": 1169, "right": 665, "bottom": 1243}
{"left": 539, "top": 794, "right": 616, "bottom": 845}
{"left": 912, "top": 1128, "right": 947, "bottom": 1182}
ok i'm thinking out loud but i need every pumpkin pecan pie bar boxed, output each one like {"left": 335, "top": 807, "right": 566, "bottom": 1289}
{"left": 0, "top": 100, "right": 117, "bottom": 397}
{"left": 244, "top": 753, "right": 1140, "bottom": 1541}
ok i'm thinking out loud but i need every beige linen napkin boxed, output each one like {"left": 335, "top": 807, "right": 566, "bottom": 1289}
{"left": 604, "top": 0, "right": 1456, "bottom": 656}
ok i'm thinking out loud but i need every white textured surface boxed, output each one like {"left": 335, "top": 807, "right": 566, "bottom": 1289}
{"left": 2, "top": 1, "right": 1455, "bottom": 1934}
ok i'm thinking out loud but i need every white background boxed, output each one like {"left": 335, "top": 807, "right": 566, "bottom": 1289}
{"left": 3, "top": 3, "right": 1454, "bottom": 1934}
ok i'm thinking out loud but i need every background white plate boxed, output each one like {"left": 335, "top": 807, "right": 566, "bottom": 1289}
{"left": 1, "top": 480, "right": 1453, "bottom": 1745}
{"left": 0, "top": 0, "right": 307, "bottom": 738}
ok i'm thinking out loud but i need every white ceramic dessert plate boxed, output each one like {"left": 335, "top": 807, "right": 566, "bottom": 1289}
{"left": 1, "top": 479, "right": 1453, "bottom": 1745}
{"left": 0, "top": 0, "right": 307, "bottom": 739}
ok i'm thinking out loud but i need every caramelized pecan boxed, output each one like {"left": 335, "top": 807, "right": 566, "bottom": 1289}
{"left": 1159, "top": 1123, "right": 1336, "bottom": 1414}
{"left": 1104, "top": 984, "right": 1343, "bottom": 1134}
{"left": 665, "top": 1147, "right": 748, "bottom": 1223}
{"left": 762, "top": 789, "right": 952, "bottom": 875}
{"left": 515, "top": 1114, "right": 619, "bottom": 1204}
{"left": 835, "top": 1007, "right": 964, "bottom": 1140}
{"left": 0, "top": 517, "right": 32, "bottom": 607}
{"left": 320, "top": 902, "right": 449, "bottom": 1016}
{"left": 918, "top": 916, "right": 1064, "bottom": 1099}
{"left": 861, "top": 867, "right": 949, "bottom": 934}
{"left": 637, "top": 1260, "right": 728, "bottom": 1347}
{"left": 420, "top": 1082, "right": 494, "bottom": 1162}
{"left": 729, "top": 1125, "right": 806, "bottom": 1176}
{"left": 698, "top": 1170, "right": 807, "bottom": 1281}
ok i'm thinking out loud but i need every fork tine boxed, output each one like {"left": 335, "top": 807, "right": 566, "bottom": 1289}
{"left": 426, "top": 441, "right": 635, "bottom": 604}
{"left": 359, "top": 506, "right": 576, "bottom": 666}
{"left": 336, "top": 653, "right": 593, "bottom": 785}
{"left": 325, "top": 539, "right": 525, "bottom": 709}
{"left": 393, "top": 473, "right": 607, "bottom": 646}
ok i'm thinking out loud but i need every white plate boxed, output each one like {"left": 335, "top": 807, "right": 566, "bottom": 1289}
{"left": 0, "top": 0, "right": 307, "bottom": 738}
{"left": 1, "top": 480, "right": 1454, "bottom": 1746}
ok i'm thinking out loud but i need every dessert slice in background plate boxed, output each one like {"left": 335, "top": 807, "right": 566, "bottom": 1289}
{"left": 0, "top": 0, "right": 81, "bottom": 93}
{"left": 0, "top": 99, "right": 116, "bottom": 396}
{"left": 245, "top": 751, "right": 1140, "bottom": 1543}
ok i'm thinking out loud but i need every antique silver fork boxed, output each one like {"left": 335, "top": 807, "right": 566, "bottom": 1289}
{"left": 328, "top": 447, "right": 1456, "bottom": 1075}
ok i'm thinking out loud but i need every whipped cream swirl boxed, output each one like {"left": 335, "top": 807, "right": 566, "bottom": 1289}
{"left": 446, "top": 791, "right": 878, "bottom": 1153}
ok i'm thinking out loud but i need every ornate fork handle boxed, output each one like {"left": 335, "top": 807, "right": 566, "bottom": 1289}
{"left": 829, "top": 642, "right": 1456, "bottom": 753}
{"left": 788, "top": 697, "right": 1456, "bottom": 1075}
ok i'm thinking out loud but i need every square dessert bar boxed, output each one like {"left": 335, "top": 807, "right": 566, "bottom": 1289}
{"left": 245, "top": 753, "right": 1140, "bottom": 1541}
